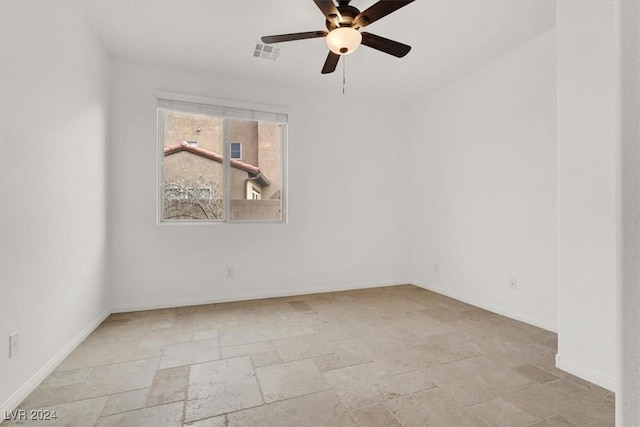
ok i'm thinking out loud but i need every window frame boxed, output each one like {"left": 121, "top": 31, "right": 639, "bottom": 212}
{"left": 230, "top": 142, "right": 242, "bottom": 160}
{"left": 156, "top": 92, "right": 288, "bottom": 225}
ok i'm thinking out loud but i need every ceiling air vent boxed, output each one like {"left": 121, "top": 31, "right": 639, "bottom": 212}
{"left": 254, "top": 43, "right": 281, "bottom": 61}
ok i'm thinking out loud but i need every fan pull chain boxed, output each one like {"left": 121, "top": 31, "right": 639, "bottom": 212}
{"left": 342, "top": 56, "right": 346, "bottom": 94}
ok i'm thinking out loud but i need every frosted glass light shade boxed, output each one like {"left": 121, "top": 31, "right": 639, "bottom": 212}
{"left": 325, "top": 27, "right": 362, "bottom": 55}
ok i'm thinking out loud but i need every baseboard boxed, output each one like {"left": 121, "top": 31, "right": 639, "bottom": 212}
{"left": 111, "top": 280, "right": 410, "bottom": 313}
{"left": 413, "top": 281, "right": 558, "bottom": 333}
{"left": 555, "top": 354, "right": 616, "bottom": 392}
{"left": 0, "top": 309, "right": 110, "bottom": 416}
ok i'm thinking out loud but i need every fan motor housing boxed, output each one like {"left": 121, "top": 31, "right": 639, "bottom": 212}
{"left": 326, "top": 5, "right": 363, "bottom": 30}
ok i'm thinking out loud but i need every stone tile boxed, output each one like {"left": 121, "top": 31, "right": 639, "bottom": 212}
{"left": 102, "top": 388, "right": 149, "bottom": 416}
{"left": 322, "top": 363, "right": 435, "bottom": 410}
{"left": 10, "top": 285, "right": 614, "bottom": 427}
{"left": 384, "top": 388, "right": 490, "bottom": 426}
{"left": 322, "top": 363, "right": 386, "bottom": 409}
{"left": 96, "top": 401, "right": 183, "bottom": 427}
{"left": 250, "top": 351, "right": 282, "bottom": 368}
{"left": 513, "top": 364, "right": 560, "bottom": 384}
{"left": 358, "top": 320, "right": 420, "bottom": 342}
{"left": 501, "top": 384, "right": 563, "bottom": 419}
{"left": 159, "top": 339, "right": 220, "bottom": 369}
{"left": 520, "top": 342, "right": 559, "bottom": 369}
{"left": 432, "top": 376, "right": 497, "bottom": 407}
{"left": 74, "top": 358, "right": 160, "bottom": 400}
{"left": 255, "top": 359, "right": 331, "bottom": 403}
{"left": 380, "top": 368, "right": 438, "bottom": 399}
{"left": 272, "top": 333, "right": 333, "bottom": 362}
{"left": 56, "top": 342, "right": 136, "bottom": 371}
{"left": 139, "top": 327, "right": 193, "bottom": 348}
{"left": 184, "top": 415, "right": 226, "bottom": 427}
{"left": 560, "top": 372, "right": 613, "bottom": 396}
{"left": 220, "top": 341, "right": 275, "bottom": 358}
{"left": 476, "top": 363, "right": 537, "bottom": 394}
{"left": 105, "top": 312, "right": 133, "bottom": 322}
{"left": 193, "top": 330, "right": 218, "bottom": 341}
{"left": 540, "top": 337, "right": 558, "bottom": 351}
{"left": 147, "top": 366, "right": 189, "bottom": 406}
{"left": 556, "top": 392, "right": 615, "bottom": 425}
{"left": 131, "top": 344, "right": 164, "bottom": 361}
{"left": 448, "top": 319, "right": 496, "bottom": 341}
{"left": 419, "top": 307, "right": 463, "bottom": 323}
{"left": 417, "top": 330, "right": 478, "bottom": 347}
{"left": 312, "top": 353, "right": 346, "bottom": 372}
{"left": 227, "top": 390, "right": 357, "bottom": 427}
{"left": 185, "top": 357, "right": 263, "bottom": 422}
{"left": 194, "top": 310, "right": 234, "bottom": 330}
{"left": 310, "top": 321, "right": 363, "bottom": 342}
{"left": 525, "top": 414, "right": 578, "bottom": 427}
{"left": 432, "top": 356, "right": 536, "bottom": 395}
{"left": 437, "top": 298, "right": 480, "bottom": 313}
{"left": 40, "top": 368, "right": 91, "bottom": 389}
{"left": 17, "top": 383, "right": 81, "bottom": 410}
{"left": 279, "top": 311, "right": 328, "bottom": 327}
{"left": 392, "top": 316, "right": 456, "bottom": 340}
{"left": 10, "top": 396, "right": 107, "bottom": 427}
{"left": 289, "top": 300, "right": 314, "bottom": 312}
{"left": 173, "top": 309, "right": 196, "bottom": 328}
{"left": 218, "top": 323, "right": 311, "bottom": 347}
{"left": 373, "top": 343, "right": 470, "bottom": 375}
{"left": 350, "top": 403, "right": 402, "bottom": 427}
{"left": 327, "top": 337, "right": 375, "bottom": 366}
{"left": 469, "top": 397, "right": 537, "bottom": 426}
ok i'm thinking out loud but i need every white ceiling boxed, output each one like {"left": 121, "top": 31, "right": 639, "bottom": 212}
{"left": 81, "top": 0, "right": 556, "bottom": 102}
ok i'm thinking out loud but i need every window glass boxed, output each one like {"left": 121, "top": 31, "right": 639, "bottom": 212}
{"left": 230, "top": 142, "right": 242, "bottom": 159}
{"left": 159, "top": 106, "right": 285, "bottom": 223}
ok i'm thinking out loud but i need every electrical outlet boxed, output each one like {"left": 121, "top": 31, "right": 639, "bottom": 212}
{"left": 509, "top": 278, "right": 518, "bottom": 290}
{"left": 434, "top": 262, "right": 439, "bottom": 273}
{"left": 227, "top": 267, "right": 234, "bottom": 279}
{"left": 9, "top": 332, "right": 19, "bottom": 358}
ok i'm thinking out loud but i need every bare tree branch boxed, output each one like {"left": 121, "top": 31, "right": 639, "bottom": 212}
{"left": 163, "top": 177, "right": 223, "bottom": 220}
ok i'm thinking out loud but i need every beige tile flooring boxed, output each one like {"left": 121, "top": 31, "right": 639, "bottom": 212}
{"left": 7, "top": 285, "right": 614, "bottom": 426}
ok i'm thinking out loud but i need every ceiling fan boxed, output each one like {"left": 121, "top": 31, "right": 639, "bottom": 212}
{"left": 261, "top": 0, "right": 415, "bottom": 74}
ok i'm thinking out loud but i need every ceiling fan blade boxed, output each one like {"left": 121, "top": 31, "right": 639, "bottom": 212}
{"left": 321, "top": 51, "right": 340, "bottom": 74}
{"left": 314, "top": 0, "right": 340, "bottom": 19}
{"left": 354, "top": 0, "right": 415, "bottom": 28}
{"left": 361, "top": 32, "right": 411, "bottom": 57}
{"left": 262, "top": 31, "right": 328, "bottom": 44}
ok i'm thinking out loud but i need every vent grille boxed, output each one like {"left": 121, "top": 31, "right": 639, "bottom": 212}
{"left": 254, "top": 43, "right": 281, "bottom": 61}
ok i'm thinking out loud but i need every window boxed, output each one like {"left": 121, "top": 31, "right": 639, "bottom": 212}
{"left": 230, "top": 142, "right": 242, "bottom": 159}
{"left": 250, "top": 186, "right": 261, "bottom": 200}
{"left": 158, "top": 94, "right": 287, "bottom": 223}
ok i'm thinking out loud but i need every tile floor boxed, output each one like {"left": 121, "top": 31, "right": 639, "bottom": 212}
{"left": 6, "top": 285, "right": 614, "bottom": 426}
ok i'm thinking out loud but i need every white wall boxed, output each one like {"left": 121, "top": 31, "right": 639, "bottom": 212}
{"left": 0, "top": 1, "right": 110, "bottom": 413}
{"left": 618, "top": 1, "right": 640, "bottom": 423}
{"left": 108, "top": 59, "right": 411, "bottom": 311}
{"left": 408, "top": 29, "right": 558, "bottom": 331}
{"left": 556, "top": 1, "right": 618, "bottom": 391}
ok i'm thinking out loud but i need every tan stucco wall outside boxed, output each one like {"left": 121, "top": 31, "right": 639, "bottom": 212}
{"left": 164, "top": 151, "right": 223, "bottom": 191}
{"left": 164, "top": 111, "right": 223, "bottom": 153}
{"left": 228, "top": 119, "right": 258, "bottom": 167}
{"left": 258, "top": 121, "right": 283, "bottom": 200}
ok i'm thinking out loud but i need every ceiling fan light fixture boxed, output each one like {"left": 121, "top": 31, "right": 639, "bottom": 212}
{"left": 325, "top": 27, "right": 362, "bottom": 55}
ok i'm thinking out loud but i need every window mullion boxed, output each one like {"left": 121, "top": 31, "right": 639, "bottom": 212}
{"left": 223, "top": 118, "right": 230, "bottom": 222}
